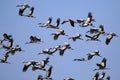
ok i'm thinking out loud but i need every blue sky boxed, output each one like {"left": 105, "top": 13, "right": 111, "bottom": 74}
{"left": 0, "top": 0, "right": 120, "bottom": 80}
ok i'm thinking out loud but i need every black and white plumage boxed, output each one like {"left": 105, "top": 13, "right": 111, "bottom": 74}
{"left": 3, "top": 33, "right": 12, "bottom": 41}
{"left": 0, "top": 54, "right": 10, "bottom": 64}
{"left": 98, "top": 72, "right": 105, "bottom": 80}
{"left": 37, "top": 75, "right": 44, "bottom": 80}
{"left": 22, "top": 60, "right": 37, "bottom": 72}
{"left": 68, "top": 34, "right": 83, "bottom": 41}
{"left": 61, "top": 19, "right": 76, "bottom": 27}
{"left": 87, "top": 50, "right": 102, "bottom": 60}
{"left": 25, "top": 36, "right": 43, "bottom": 44}
{"left": 59, "top": 42, "right": 73, "bottom": 56}
{"left": 47, "top": 18, "right": 60, "bottom": 29}
{"left": 24, "top": 6, "right": 35, "bottom": 18}
{"left": 85, "top": 33, "right": 101, "bottom": 41}
{"left": 92, "top": 72, "right": 99, "bottom": 80}
{"left": 17, "top": 3, "right": 30, "bottom": 16}
{"left": 39, "top": 17, "right": 52, "bottom": 27}
{"left": 45, "top": 66, "right": 53, "bottom": 79}
{"left": 93, "top": 57, "right": 110, "bottom": 71}
{"left": 79, "top": 12, "right": 95, "bottom": 27}
{"left": 105, "top": 32, "right": 118, "bottom": 45}
{"left": 51, "top": 29, "right": 68, "bottom": 40}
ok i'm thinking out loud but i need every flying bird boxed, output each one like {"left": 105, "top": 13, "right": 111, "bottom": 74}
{"left": 105, "top": 32, "right": 118, "bottom": 45}
{"left": 17, "top": 3, "right": 30, "bottom": 16}
{"left": 39, "top": 17, "right": 52, "bottom": 27}
{"left": 24, "top": 6, "right": 35, "bottom": 18}
{"left": 68, "top": 33, "right": 83, "bottom": 41}
{"left": 87, "top": 49, "right": 102, "bottom": 60}
{"left": 85, "top": 33, "right": 101, "bottom": 41}
{"left": 0, "top": 54, "right": 10, "bottom": 64}
{"left": 64, "top": 77, "right": 74, "bottom": 80}
{"left": 93, "top": 57, "right": 110, "bottom": 71}
{"left": 92, "top": 72, "right": 99, "bottom": 80}
{"left": 73, "top": 58, "right": 86, "bottom": 61}
{"left": 106, "top": 76, "right": 110, "bottom": 80}
{"left": 98, "top": 72, "right": 105, "bottom": 80}
{"left": 61, "top": 19, "right": 76, "bottom": 27}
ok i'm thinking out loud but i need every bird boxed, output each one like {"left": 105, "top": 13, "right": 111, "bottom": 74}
{"left": 58, "top": 42, "right": 73, "bottom": 56}
{"left": 51, "top": 29, "right": 68, "bottom": 40}
{"left": 25, "top": 36, "right": 43, "bottom": 44}
{"left": 85, "top": 33, "right": 101, "bottom": 41}
{"left": 73, "top": 58, "right": 86, "bottom": 61}
{"left": 93, "top": 57, "right": 110, "bottom": 71}
{"left": 1, "top": 38, "right": 14, "bottom": 50}
{"left": 22, "top": 60, "right": 37, "bottom": 72}
{"left": 38, "top": 48, "right": 51, "bottom": 55}
{"left": 38, "top": 17, "right": 52, "bottom": 27}
{"left": 61, "top": 19, "right": 76, "bottom": 27}
{"left": 68, "top": 33, "right": 83, "bottom": 41}
{"left": 87, "top": 49, "right": 102, "bottom": 60}
{"left": 0, "top": 54, "right": 10, "bottom": 64}
{"left": 64, "top": 77, "right": 75, "bottom": 80}
{"left": 105, "top": 32, "right": 118, "bottom": 45}
{"left": 37, "top": 75, "right": 44, "bottom": 80}
{"left": 79, "top": 12, "right": 95, "bottom": 27}
{"left": 98, "top": 72, "right": 105, "bottom": 80}
{"left": 17, "top": 3, "right": 30, "bottom": 16}
{"left": 92, "top": 72, "right": 99, "bottom": 80}
{"left": 106, "top": 76, "right": 110, "bottom": 80}
{"left": 24, "top": 6, "right": 35, "bottom": 18}
{"left": 47, "top": 18, "right": 60, "bottom": 29}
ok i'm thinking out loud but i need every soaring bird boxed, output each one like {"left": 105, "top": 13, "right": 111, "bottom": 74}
{"left": 24, "top": 6, "right": 35, "bottom": 18}
{"left": 45, "top": 66, "right": 53, "bottom": 80}
{"left": 93, "top": 57, "right": 110, "bottom": 71}
{"left": 68, "top": 34, "right": 83, "bottom": 41}
{"left": 85, "top": 33, "right": 101, "bottom": 41}
{"left": 59, "top": 42, "right": 73, "bottom": 56}
{"left": 61, "top": 19, "right": 76, "bottom": 27}
{"left": 105, "top": 32, "right": 118, "bottom": 45}
{"left": 25, "top": 36, "right": 43, "bottom": 44}
{"left": 37, "top": 75, "right": 44, "bottom": 80}
{"left": 64, "top": 77, "right": 74, "bottom": 80}
{"left": 39, "top": 17, "right": 52, "bottom": 27}
{"left": 79, "top": 12, "right": 95, "bottom": 27}
{"left": 22, "top": 60, "right": 37, "bottom": 72}
{"left": 0, "top": 54, "right": 10, "bottom": 64}
{"left": 92, "top": 72, "right": 99, "bottom": 80}
{"left": 47, "top": 18, "right": 60, "bottom": 29}
{"left": 17, "top": 3, "right": 30, "bottom": 16}
{"left": 51, "top": 29, "right": 68, "bottom": 40}
{"left": 87, "top": 50, "right": 102, "bottom": 60}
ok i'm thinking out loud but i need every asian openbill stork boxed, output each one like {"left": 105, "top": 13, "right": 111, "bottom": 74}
{"left": 105, "top": 32, "right": 118, "bottom": 45}
{"left": 87, "top": 49, "right": 102, "bottom": 60}
{"left": 24, "top": 6, "right": 35, "bottom": 18}
{"left": 47, "top": 18, "right": 60, "bottom": 29}
{"left": 25, "top": 36, "right": 43, "bottom": 44}
{"left": 64, "top": 77, "right": 74, "bottom": 80}
{"left": 45, "top": 66, "right": 53, "bottom": 80}
{"left": 85, "top": 33, "right": 101, "bottom": 41}
{"left": 51, "top": 29, "right": 68, "bottom": 40}
{"left": 92, "top": 72, "right": 99, "bottom": 80}
{"left": 59, "top": 42, "right": 73, "bottom": 56}
{"left": 93, "top": 57, "right": 110, "bottom": 71}
{"left": 79, "top": 12, "right": 95, "bottom": 27}
{"left": 61, "top": 19, "right": 76, "bottom": 27}
{"left": 37, "top": 75, "right": 44, "bottom": 80}
{"left": 98, "top": 72, "right": 105, "bottom": 80}
{"left": 22, "top": 60, "right": 37, "bottom": 72}
{"left": 68, "top": 33, "right": 83, "bottom": 41}
{"left": 17, "top": 3, "right": 30, "bottom": 16}
{"left": 0, "top": 54, "right": 10, "bottom": 64}
{"left": 39, "top": 17, "right": 52, "bottom": 27}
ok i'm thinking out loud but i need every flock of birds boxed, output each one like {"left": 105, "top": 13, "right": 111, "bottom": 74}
{"left": 0, "top": 2, "right": 119, "bottom": 80}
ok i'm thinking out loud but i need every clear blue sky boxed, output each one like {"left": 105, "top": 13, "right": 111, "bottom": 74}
{"left": 0, "top": 0, "right": 120, "bottom": 80}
